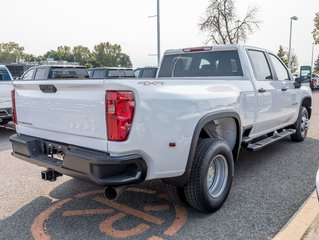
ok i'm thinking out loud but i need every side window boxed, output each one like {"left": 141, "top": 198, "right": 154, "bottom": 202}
{"left": 269, "top": 54, "right": 290, "bottom": 81}
{"left": 141, "top": 69, "right": 156, "bottom": 78}
{"left": 92, "top": 70, "right": 106, "bottom": 79}
{"left": 0, "top": 69, "right": 11, "bottom": 81}
{"left": 34, "top": 68, "right": 48, "bottom": 80}
{"left": 22, "top": 69, "right": 35, "bottom": 80}
{"left": 247, "top": 50, "right": 273, "bottom": 80}
{"left": 134, "top": 69, "right": 141, "bottom": 78}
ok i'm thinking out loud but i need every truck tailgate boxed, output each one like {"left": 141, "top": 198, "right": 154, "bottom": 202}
{"left": 14, "top": 80, "right": 108, "bottom": 152}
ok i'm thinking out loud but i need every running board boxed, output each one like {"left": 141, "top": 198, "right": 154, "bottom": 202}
{"left": 245, "top": 129, "right": 296, "bottom": 151}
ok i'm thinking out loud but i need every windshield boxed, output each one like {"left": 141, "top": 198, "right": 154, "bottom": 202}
{"left": 158, "top": 50, "right": 243, "bottom": 78}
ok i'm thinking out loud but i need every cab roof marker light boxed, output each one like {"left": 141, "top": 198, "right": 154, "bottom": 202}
{"left": 182, "top": 47, "right": 213, "bottom": 52}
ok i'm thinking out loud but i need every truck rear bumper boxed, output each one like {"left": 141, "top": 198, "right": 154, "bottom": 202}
{"left": 9, "top": 134, "right": 147, "bottom": 186}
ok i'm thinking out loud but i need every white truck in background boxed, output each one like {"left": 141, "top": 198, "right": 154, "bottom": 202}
{"left": 10, "top": 45, "right": 312, "bottom": 213}
{"left": 0, "top": 65, "right": 13, "bottom": 125}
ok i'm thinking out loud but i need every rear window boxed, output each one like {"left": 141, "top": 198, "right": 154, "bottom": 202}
{"left": 107, "top": 69, "right": 134, "bottom": 78}
{"left": 0, "top": 69, "right": 12, "bottom": 81}
{"left": 48, "top": 68, "right": 89, "bottom": 79}
{"left": 158, "top": 50, "right": 243, "bottom": 78}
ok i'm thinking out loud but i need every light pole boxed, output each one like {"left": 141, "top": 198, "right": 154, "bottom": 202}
{"left": 288, "top": 16, "right": 298, "bottom": 70}
{"left": 157, "top": 0, "right": 161, "bottom": 67}
{"left": 148, "top": 0, "right": 161, "bottom": 67}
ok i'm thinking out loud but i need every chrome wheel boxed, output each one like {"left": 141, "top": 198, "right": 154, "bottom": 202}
{"left": 207, "top": 154, "right": 229, "bottom": 199}
{"left": 300, "top": 112, "right": 309, "bottom": 138}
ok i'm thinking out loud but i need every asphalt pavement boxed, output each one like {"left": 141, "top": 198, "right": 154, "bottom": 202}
{"left": 0, "top": 91, "right": 318, "bottom": 240}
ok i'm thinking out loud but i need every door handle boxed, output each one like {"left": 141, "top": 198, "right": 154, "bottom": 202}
{"left": 281, "top": 87, "right": 288, "bottom": 92}
{"left": 258, "top": 88, "right": 266, "bottom": 93}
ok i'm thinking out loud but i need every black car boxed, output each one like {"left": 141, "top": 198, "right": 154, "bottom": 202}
{"left": 18, "top": 65, "right": 89, "bottom": 80}
{"left": 88, "top": 67, "right": 135, "bottom": 79}
{"left": 134, "top": 67, "right": 158, "bottom": 78}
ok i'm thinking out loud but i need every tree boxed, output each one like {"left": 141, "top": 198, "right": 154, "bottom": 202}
{"left": 92, "top": 42, "right": 132, "bottom": 67}
{"left": 200, "top": 0, "right": 260, "bottom": 44}
{"left": 73, "top": 45, "right": 92, "bottom": 68}
{"left": 312, "top": 12, "right": 319, "bottom": 44}
{"left": 277, "top": 45, "right": 298, "bottom": 73}
{"left": 277, "top": 45, "right": 288, "bottom": 65}
{"left": 44, "top": 45, "right": 74, "bottom": 62}
{"left": 0, "top": 42, "right": 25, "bottom": 63}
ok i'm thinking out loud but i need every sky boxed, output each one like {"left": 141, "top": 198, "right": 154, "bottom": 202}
{"left": 1, "top": 0, "right": 318, "bottom": 68}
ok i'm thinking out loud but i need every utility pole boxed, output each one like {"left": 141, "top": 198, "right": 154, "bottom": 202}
{"left": 148, "top": 0, "right": 161, "bottom": 67}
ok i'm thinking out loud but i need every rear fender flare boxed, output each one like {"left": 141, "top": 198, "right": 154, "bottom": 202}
{"left": 163, "top": 111, "right": 242, "bottom": 187}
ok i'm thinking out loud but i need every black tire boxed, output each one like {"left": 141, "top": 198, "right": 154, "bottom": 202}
{"left": 165, "top": 184, "right": 188, "bottom": 205}
{"left": 184, "top": 139, "right": 234, "bottom": 213}
{"left": 291, "top": 106, "right": 309, "bottom": 142}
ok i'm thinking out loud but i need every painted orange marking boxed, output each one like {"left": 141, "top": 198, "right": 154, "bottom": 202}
{"left": 63, "top": 209, "right": 114, "bottom": 217}
{"left": 94, "top": 196, "right": 164, "bottom": 225}
{"left": 148, "top": 236, "right": 164, "bottom": 240}
{"left": 75, "top": 189, "right": 104, "bottom": 198}
{"left": 99, "top": 212, "right": 150, "bottom": 238}
{"left": 164, "top": 204, "right": 188, "bottom": 236}
{"left": 144, "top": 204, "right": 170, "bottom": 212}
{"left": 128, "top": 188, "right": 157, "bottom": 194}
{"left": 31, "top": 198, "right": 72, "bottom": 240}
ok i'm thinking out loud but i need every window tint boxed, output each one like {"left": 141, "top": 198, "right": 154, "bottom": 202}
{"left": 92, "top": 70, "right": 106, "bottom": 78}
{"left": 0, "top": 69, "right": 11, "bottom": 81}
{"left": 158, "top": 50, "right": 243, "bottom": 78}
{"left": 247, "top": 50, "right": 272, "bottom": 80}
{"left": 142, "top": 69, "right": 157, "bottom": 78}
{"left": 22, "top": 69, "right": 35, "bottom": 80}
{"left": 124, "top": 70, "right": 135, "bottom": 77}
{"left": 108, "top": 70, "right": 124, "bottom": 77}
{"left": 269, "top": 54, "right": 290, "bottom": 80}
{"left": 48, "top": 68, "right": 89, "bottom": 79}
{"left": 34, "top": 68, "right": 48, "bottom": 80}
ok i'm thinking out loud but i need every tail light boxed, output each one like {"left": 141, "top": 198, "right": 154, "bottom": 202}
{"left": 106, "top": 91, "right": 135, "bottom": 141}
{"left": 11, "top": 90, "right": 17, "bottom": 124}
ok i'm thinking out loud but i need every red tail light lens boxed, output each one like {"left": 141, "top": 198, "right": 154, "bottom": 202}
{"left": 11, "top": 90, "right": 17, "bottom": 124}
{"left": 106, "top": 91, "right": 135, "bottom": 141}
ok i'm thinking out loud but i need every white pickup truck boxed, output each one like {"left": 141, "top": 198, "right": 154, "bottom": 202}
{"left": 0, "top": 65, "right": 13, "bottom": 125}
{"left": 10, "top": 45, "right": 312, "bottom": 213}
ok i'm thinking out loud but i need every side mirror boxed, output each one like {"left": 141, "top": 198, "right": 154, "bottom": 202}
{"left": 294, "top": 77, "right": 302, "bottom": 88}
{"left": 15, "top": 77, "right": 21, "bottom": 80}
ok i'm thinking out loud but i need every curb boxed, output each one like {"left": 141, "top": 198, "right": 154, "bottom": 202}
{"left": 273, "top": 191, "right": 319, "bottom": 240}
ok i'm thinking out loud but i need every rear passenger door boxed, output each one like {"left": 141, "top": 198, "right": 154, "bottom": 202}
{"left": 267, "top": 53, "right": 300, "bottom": 125}
{"left": 247, "top": 49, "right": 284, "bottom": 135}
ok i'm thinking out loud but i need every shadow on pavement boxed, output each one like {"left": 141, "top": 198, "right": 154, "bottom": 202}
{"left": 0, "top": 136, "right": 318, "bottom": 240}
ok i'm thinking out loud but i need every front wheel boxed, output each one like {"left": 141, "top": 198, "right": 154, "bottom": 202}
{"left": 184, "top": 139, "right": 234, "bottom": 213}
{"left": 291, "top": 106, "right": 309, "bottom": 142}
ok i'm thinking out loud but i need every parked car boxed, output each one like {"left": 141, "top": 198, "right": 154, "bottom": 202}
{"left": 134, "top": 67, "right": 158, "bottom": 78}
{"left": 317, "top": 169, "right": 319, "bottom": 200}
{"left": 18, "top": 65, "right": 89, "bottom": 80}
{"left": 0, "top": 65, "right": 13, "bottom": 125}
{"left": 10, "top": 45, "right": 312, "bottom": 213}
{"left": 308, "top": 73, "right": 319, "bottom": 90}
{"left": 89, "top": 67, "right": 135, "bottom": 79}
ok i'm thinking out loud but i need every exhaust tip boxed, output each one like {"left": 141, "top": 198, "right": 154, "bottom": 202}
{"left": 104, "top": 187, "right": 118, "bottom": 200}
